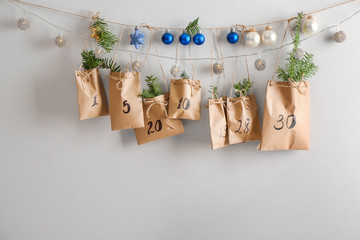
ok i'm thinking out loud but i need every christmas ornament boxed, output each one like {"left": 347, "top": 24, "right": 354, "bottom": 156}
{"left": 170, "top": 63, "right": 183, "bottom": 78}
{"left": 261, "top": 26, "right": 277, "bottom": 46}
{"left": 179, "top": 31, "right": 191, "bottom": 45}
{"left": 302, "top": 15, "right": 318, "bottom": 35}
{"left": 95, "top": 47, "right": 106, "bottom": 58}
{"left": 294, "top": 47, "right": 305, "bottom": 59}
{"left": 245, "top": 28, "right": 261, "bottom": 48}
{"left": 227, "top": 28, "right": 239, "bottom": 44}
{"left": 90, "top": 27, "right": 100, "bottom": 41}
{"left": 130, "top": 26, "right": 145, "bottom": 49}
{"left": 213, "top": 61, "right": 224, "bottom": 74}
{"left": 334, "top": 26, "right": 346, "bottom": 43}
{"left": 161, "top": 29, "right": 174, "bottom": 45}
{"left": 254, "top": 58, "right": 266, "bottom": 71}
{"left": 55, "top": 30, "right": 66, "bottom": 48}
{"left": 89, "top": 15, "right": 117, "bottom": 53}
{"left": 193, "top": 31, "right": 205, "bottom": 45}
{"left": 132, "top": 59, "right": 144, "bottom": 72}
{"left": 18, "top": 15, "right": 30, "bottom": 31}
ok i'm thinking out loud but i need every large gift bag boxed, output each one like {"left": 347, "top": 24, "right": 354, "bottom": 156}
{"left": 109, "top": 71, "right": 144, "bottom": 130}
{"left": 168, "top": 78, "right": 201, "bottom": 120}
{"left": 75, "top": 68, "right": 109, "bottom": 120}
{"left": 134, "top": 93, "right": 184, "bottom": 145}
{"left": 226, "top": 95, "right": 261, "bottom": 145}
{"left": 260, "top": 80, "right": 311, "bottom": 151}
{"left": 209, "top": 97, "right": 229, "bottom": 150}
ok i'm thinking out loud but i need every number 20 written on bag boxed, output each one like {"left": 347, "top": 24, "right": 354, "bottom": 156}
{"left": 273, "top": 114, "right": 296, "bottom": 130}
{"left": 147, "top": 120, "right": 163, "bottom": 135}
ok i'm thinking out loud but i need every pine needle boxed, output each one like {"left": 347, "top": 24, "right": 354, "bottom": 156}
{"left": 233, "top": 78, "right": 254, "bottom": 97}
{"left": 185, "top": 17, "right": 200, "bottom": 36}
{"left": 91, "top": 17, "right": 117, "bottom": 53}
{"left": 139, "top": 75, "right": 164, "bottom": 99}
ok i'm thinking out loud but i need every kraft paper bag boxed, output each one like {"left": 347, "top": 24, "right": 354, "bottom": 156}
{"left": 209, "top": 97, "right": 229, "bottom": 150}
{"left": 134, "top": 93, "right": 185, "bottom": 145}
{"left": 260, "top": 80, "right": 311, "bottom": 151}
{"left": 168, "top": 79, "right": 201, "bottom": 120}
{"left": 226, "top": 95, "right": 261, "bottom": 145}
{"left": 109, "top": 71, "right": 144, "bottom": 130}
{"left": 75, "top": 68, "right": 109, "bottom": 120}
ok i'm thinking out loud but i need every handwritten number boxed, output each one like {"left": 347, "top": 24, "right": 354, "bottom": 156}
{"left": 274, "top": 114, "right": 296, "bottom": 130}
{"left": 286, "top": 114, "right": 296, "bottom": 129}
{"left": 244, "top": 118, "right": 250, "bottom": 134}
{"left": 123, "top": 100, "right": 130, "bottom": 114}
{"left": 92, "top": 94, "right": 98, "bottom": 107}
{"left": 274, "top": 114, "right": 284, "bottom": 130}
{"left": 177, "top": 97, "right": 191, "bottom": 110}
{"left": 219, "top": 125, "right": 228, "bottom": 138}
{"left": 235, "top": 118, "right": 251, "bottom": 134}
{"left": 147, "top": 120, "right": 162, "bottom": 135}
{"left": 235, "top": 120, "right": 242, "bottom": 134}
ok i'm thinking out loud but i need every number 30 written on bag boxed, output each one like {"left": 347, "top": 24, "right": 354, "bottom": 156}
{"left": 177, "top": 97, "right": 190, "bottom": 110}
{"left": 147, "top": 120, "right": 162, "bottom": 135}
{"left": 274, "top": 114, "right": 296, "bottom": 130}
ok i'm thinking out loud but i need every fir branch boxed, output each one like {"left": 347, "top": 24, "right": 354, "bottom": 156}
{"left": 91, "top": 17, "right": 117, "bottom": 53}
{"left": 139, "top": 75, "right": 164, "bottom": 99}
{"left": 276, "top": 12, "right": 318, "bottom": 82}
{"left": 81, "top": 50, "right": 103, "bottom": 70}
{"left": 208, "top": 85, "right": 220, "bottom": 99}
{"left": 180, "top": 71, "right": 189, "bottom": 79}
{"left": 185, "top": 17, "right": 200, "bottom": 36}
{"left": 102, "top": 58, "right": 121, "bottom": 72}
{"left": 233, "top": 78, "right": 254, "bottom": 97}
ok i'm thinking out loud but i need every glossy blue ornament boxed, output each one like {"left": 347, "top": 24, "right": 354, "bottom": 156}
{"left": 161, "top": 30, "right": 173, "bottom": 45}
{"left": 179, "top": 32, "right": 191, "bottom": 45}
{"left": 130, "top": 26, "right": 145, "bottom": 49}
{"left": 227, "top": 28, "right": 239, "bottom": 44}
{"left": 193, "top": 32, "right": 205, "bottom": 45}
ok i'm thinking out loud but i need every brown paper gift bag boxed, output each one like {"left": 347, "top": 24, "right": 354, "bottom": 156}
{"left": 134, "top": 93, "right": 184, "bottom": 145}
{"left": 109, "top": 71, "right": 144, "bottom": 130}
{"left": 226, "top": 95, "right": 261, "bottom": 145}
{"left": 260, "top": 80, "right": 311, "bottom": 151}
{"left": 209, "top": 97, "right": 229, "bottom": 150}
{"left": 168, "top": 79, "right": 201, "bottom": 120}
{"left": 75, "top": 68, "right": 109, "bottom": 120}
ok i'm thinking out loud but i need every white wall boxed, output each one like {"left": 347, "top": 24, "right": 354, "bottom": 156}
{"left": 1, "top": 0, "right": 360, "bottom": 239}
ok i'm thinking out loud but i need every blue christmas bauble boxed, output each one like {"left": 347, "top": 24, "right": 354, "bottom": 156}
{"left": 179, "top": 33, "right": 191, "bottom": 45}
{"left": 227, "top": 31, "right": 239, "bottom": 44}
{"left": 193, "top": 33, "right": 205, "bottom": 45}
{"left": 161, "top": 32, "right": 174, "bottom": 45}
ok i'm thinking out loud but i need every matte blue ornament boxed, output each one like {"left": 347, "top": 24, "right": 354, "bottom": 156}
{"left": 130, "top": 26, "right": 145, "bottom": 49}
{"left": 179, "top": 31, "right": 191, "bottom": 45}
{"left": 161, "top": 30, "right": 173, "bottom": 45}
{"left": 193, "top": 32, "right": 205, "bottom": 45}
{"left": 227, "top": 28, "right": 239, "bottom": 44}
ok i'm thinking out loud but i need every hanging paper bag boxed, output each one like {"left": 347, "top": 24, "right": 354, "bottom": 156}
{"left": 260, "top": 80, "right": 311, "bottom": 151}
{"left": 109, "top": 71, "right": 144, "bottom": 130}
{"left": 226, "top": 95, "right": 261, "bottom": 145}
{"left": 209, "top": 97, "right": 229, "bottom": 150}
{"left": 75, "top": 68, "right": 109, "bottom": 120}
{"left": 134, "top": 93, "right": 184, "bottom": 145}
{"left": 168, "top": 78, "right": 201, "bottom": 120}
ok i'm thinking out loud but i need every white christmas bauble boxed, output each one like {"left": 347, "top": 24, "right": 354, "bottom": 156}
{"left": 132, "top": 60, "right": 144, "bottom": 72}
{"left": 302, "top": 16, "right": 318, "bottom": 35}
{"left": 245, "top": 28, "right": 261, "bottom": 48}
{"left": 261, "top": 26, "right": 277, "bottom": 47}
{"left": 18, "top": 18, "right": 30, "bottom": 31}
{"left": 55, "top": 35, "right": 66, "bottom": 48}
{"left": 170, "top": 64, "right": 183, "bottom": 78}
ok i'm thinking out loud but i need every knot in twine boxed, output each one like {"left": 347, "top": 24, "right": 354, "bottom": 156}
{"left": 176, "top": 79, "right": 201, "bottom": 97}
{"left": 288, "top": 79, "right": 308, "bottom": 95}
{"left": 91, "top": 11, "right": 100, "bottom": 21}
{"left": 211, "top": 97, "right": 227, "bottom": 116}
{"left": 230, "top": 95, "right": 251, "bottom": 110}
{"left": 143, "top": 98, "right": 174, "bottom": 129}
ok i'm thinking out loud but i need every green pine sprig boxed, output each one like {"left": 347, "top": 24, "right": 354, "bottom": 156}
{"left": 276, "top": 12, "right": 318, "bottom": 82}
{"left": 139, "top": 75, "right": 164, "bottom": 99}
{"left": 233, "top": 78, "right": 254, "bottom": 97}
{"left": 180, "top": 71, "right": 189, "bottom": 79}
{"left": 91, "top": 17, "right": 117, "bottom": 53}
{"left": 208, "top": 85, "right": 220, "bottom": 99}
{"left": 81, "top": 50, "right": 103, "bottom": 70}
{"left": 102, "top": 58, "right": 121, "bottom": 72}
{"left": 185, "top": 17, "right": 201, "bottom": 36}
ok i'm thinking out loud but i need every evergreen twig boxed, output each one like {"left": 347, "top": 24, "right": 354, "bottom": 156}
{"left": 208, "top": 85, "right": 220, "bottom": 99}
{"left": 233, "top": 78, "right": 254, "bottom": 97}
{"left": 139, "top": 75, "right": 164, "bottom": 99}
{"left": 91, "top": 17, "right": 117, "bottom": 53}
{"left": 81, "top": 50, "right": 103, "bottom": 70}
{"left": 180, "top": 71, "right": 189, "bottom": 79}
{"left": 185, "top": 17, "right": 200, "bottom": 36}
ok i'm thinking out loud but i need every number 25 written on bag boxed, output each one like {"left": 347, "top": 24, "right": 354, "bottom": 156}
{"left": 273, "top": 114, "right": 296, "bottom": 130}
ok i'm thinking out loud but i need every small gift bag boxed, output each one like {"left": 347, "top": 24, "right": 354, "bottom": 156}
{"left": 260, "top": 80, "right": 310, "bottom": 151}
{"left": 75, "top": 67, "right": 109, "bottom": 120}
{"left": 134, "top": 93, "right": 184, "bottom": 145}
{"left": 209, "top": 96, "right": 229, "bottom": 150}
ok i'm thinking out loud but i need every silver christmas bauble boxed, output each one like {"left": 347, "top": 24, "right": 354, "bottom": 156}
{"left": 213, "top": 62, "right": 224, "bottom": 74}
{"left": 132, "top": 60, "right": 144, "bottom": 72}
{"left": 334, "top": 30, "right": 346, "bottom": 43}
{"left": 95, "top": 47, "right": 106, "bottom": 58}
{"left": 254, "top": 58, "right": 266, "bottom": 71}
{"left": 261, "top": 26, "right": 277, "bottom": 47}
{"left": 18, "top": 18, "right": 30, "bottom": 31}
{"left": 55, "top": 35, "right": 66, "bottom": 48}
{"left": 245, "top": 28, "right": 261, "bottom": 48}
{"left": 302, "top": 16, "right": 318, "bottom": 35}
{"left": 170, "top": 64, "right": 183, "bottom": 78}
{"left": 294, "top": 47, "right": 305, "bottom": 59}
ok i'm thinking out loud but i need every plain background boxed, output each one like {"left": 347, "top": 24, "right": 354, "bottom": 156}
{"left": 1, "top": 0, "right": 360, "bottom": 239}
